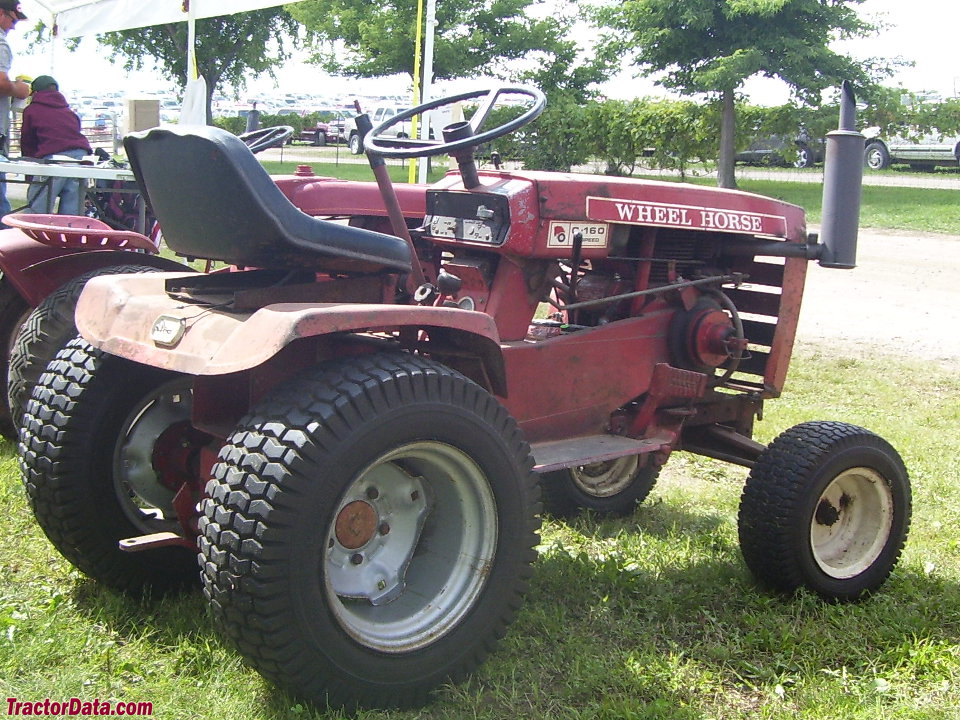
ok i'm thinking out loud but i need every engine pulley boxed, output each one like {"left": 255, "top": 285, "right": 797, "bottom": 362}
{"left": 668, "top": 296, "right": 743, "bottom": 372}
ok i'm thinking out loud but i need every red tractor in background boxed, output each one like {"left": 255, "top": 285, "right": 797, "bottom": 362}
{"left": 18, "top": 85, "right": 909, "bottom": 709}
{"left": 0, "top": 126, "right": 427, "bottom": 436}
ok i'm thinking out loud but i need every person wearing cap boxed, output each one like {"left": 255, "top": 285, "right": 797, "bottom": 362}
{"left": 0, "top": 2, "right": 30, "bottom": 226}
{"left": 20, "top": 76, "right": 93, "bottom": 214}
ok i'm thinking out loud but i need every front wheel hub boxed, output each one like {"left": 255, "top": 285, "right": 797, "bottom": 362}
{"left": 810, "top": 466, "right": 894, "bottom": 579}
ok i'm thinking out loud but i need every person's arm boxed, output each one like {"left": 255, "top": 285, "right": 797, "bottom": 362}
{"left": 0, "top": 71, "right": 30, "bottom": 100}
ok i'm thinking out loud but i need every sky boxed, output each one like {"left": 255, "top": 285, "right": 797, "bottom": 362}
{"left": 5, "top": 0, "right": 959, "bottom": 106}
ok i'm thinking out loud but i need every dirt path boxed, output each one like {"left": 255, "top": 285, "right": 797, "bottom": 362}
{"left": 796, "top": 227, "right": 960, "bottom": 371}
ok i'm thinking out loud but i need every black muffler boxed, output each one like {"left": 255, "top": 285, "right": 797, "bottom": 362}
{"left": 817, "top": 80, "right": 865, "bottom": 269}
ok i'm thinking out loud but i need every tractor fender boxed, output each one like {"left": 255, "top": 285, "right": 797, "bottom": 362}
{"left": 76, "top": 272, "right": 506, "bottom": 391}
{"left": 0, "top": 227, "right": 188, "bottom": 306}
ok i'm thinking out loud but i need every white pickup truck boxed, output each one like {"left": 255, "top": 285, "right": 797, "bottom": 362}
{"left": 863, "top": 127, "right": 960, "bottom": 170}
{"left": 345, "top": 104, "right": 452, "bottom": 155}
{"left": 345, "top": 105, "right": 412, "bottom": 155}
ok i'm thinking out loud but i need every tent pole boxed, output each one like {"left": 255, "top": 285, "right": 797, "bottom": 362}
{"left": 186, "top": 0, "right": 197, "bottom": 80}
{"left": 417, "top": 0, "right": 436, "bottom": 184}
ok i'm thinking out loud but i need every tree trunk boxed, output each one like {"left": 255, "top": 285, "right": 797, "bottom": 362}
{"left": 717, "top": 87, "right": 737, "bottom": 189}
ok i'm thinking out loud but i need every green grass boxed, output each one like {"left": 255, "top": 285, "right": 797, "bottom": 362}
{"left": 738, "top": 180, "right": 960, "bottom": 235}
{"left": 1, "top": 345, "right": 958, "bottom": 719}
{"left": 662, "top": 175, "right": 960, "bottom": 235}
{"left": 259, "top": 157, "right": 449, "bottom": 184}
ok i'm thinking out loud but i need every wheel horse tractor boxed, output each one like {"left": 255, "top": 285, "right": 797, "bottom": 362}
{"left": 18, "top": 84, "right": 910, "bottom": 709}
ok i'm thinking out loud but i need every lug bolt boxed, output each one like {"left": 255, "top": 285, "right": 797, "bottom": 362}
{"left": 350, "top": 553, "right": 364, "bottom": 565}
{"left": 366, "top": 487, "right": 380, "bottom": 500}
{"left": 379, "top": 523, "right": 390, "bottom": 536}
{"left": 411, "top": 490, "right": 420, "bottom": 502}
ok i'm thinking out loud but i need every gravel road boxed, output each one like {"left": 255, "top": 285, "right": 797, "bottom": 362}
{"left": 797, "top": 227, "right": 960, "bottom": 370}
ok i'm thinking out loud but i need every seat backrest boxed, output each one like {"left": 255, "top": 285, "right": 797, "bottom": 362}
{"left": 124, "top": 125, "right": 412, "bottom": 274}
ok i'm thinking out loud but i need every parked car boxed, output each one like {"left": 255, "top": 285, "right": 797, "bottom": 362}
{"left": 735, "top": 129, "right": 824, "bottom": 168}
{"left": 299, "top": 109, "right": 349, "bottom": 146}
{"left": 863, "top": 128, "right": 960, "bottom": 170}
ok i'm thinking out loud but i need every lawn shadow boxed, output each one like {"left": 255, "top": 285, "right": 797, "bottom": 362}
{"left": 57, "top": 501, "right": 959, "bottom": 719}
{"left": 516, "top": 524, "right": 960, "bottom": 707}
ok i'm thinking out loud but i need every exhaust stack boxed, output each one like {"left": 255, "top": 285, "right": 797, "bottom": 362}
{"left": 818, "top": 81, "right": 865, "bottom": 269}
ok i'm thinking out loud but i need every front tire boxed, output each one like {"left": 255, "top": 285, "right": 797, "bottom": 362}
{"left": 738, "top": 421, "right": 910, "bottom": 601}
{"left": 19, "top": 338, "right": 202, "bottom": 595}
{"left": 542, "top": 455, "right": 659, "bottom": 517}
{"left": 794, "top": 143, "right": 814, "bottom": 168}
{"left": 864, "top": 141, "right": 891, "bottom": 170}
{"left": 349, "top": 132, "right": 363, "bottom": 155}
{"left": 199, "top": 352, "right": 540, "bottom": 709}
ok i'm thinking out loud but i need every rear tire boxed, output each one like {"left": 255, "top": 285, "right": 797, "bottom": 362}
{"left": 738, "top": 421, "right": 910, "bottom": 601}
{"left": 19, "top": 338, "right": 201, "bottom": 595}
{"left": 199, "top": 352, "right": 540, "bottom": 709}
{"left": 8, "top": 265, "right": 160, "bottom": 432}
{"left": 542, "top": 456, "right": 659, "bottom": 517}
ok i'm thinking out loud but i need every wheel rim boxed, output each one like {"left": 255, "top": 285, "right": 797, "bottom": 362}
{"left": 325, "top": 441, "right": 497, "bottom": 653}
{"left": 570, "top": 456, "right": 639, "bottom": 498}
{"left": 809, "top": 466, "right": 894, "bottom": 579}
{"left": 113, "top": 379, "right": 193, "bottom": 533}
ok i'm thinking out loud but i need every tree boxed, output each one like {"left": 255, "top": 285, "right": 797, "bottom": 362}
{"left": 94, "top": 10, "right": 302, "bottom": 124}
{"left": 597, "top": 0, "right": 886, "bottom": 188}
{"left": 288, "top": 0, "right": 582, "bottom": 85}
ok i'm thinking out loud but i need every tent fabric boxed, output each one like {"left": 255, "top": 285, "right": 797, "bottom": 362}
{"left": 22, "top": 1, "right": 301, "bottom": 38}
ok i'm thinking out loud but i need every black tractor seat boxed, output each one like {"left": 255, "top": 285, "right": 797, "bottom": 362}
{"left": 124, "top": 125, "right": 413, "bottom": 275}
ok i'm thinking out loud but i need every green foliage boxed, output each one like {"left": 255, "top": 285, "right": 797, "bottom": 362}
{"left": 587, "top": 98, "right": 715, "bottom": 178}
{"left": 470, "top": 99, "right": 590, "bottom": 172}
{"left": 260, "top": 113, "right": 306, "bottom": 138}
{"left": 289, "top": 0, "right": 585, "bottom": 84}
{"left": 480, "top": 104, "right": 528, "bottom": 161}
{"left": 586, "top": 99, "right": 647, "bottom": 176}
{"left": 212, "top": 116, "right": 246, "bottom": 135}
{"left": 94, "top": 10, "right": 302, "bottom": 123}
{"left": 520, "top": 98, "right": 591, "bottom": 172}
{"left": 595, "top": 0, "right": 889, "bottom": 187}
{"left": 599, "top": 0, "right": 880, "bottom": 99}
{"left": 211, "top": 113, "right": 306, "bottom": 138}
{"left": 858, "top": 91, "right": 960, "bottom": 139}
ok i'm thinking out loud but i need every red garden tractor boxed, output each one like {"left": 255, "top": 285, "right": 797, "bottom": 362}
{"left": 0, "top": 126, "right": 426, "bottom": 437}
{"left": 18, "top": 84, "right": 909, "bottom": 709}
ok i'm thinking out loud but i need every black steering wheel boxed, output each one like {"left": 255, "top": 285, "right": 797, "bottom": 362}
{"left": 238, "top": 125, "right": 293, "bottom": 154}
{"left": 364, "top": 86, "right": 546, "bottom": 159}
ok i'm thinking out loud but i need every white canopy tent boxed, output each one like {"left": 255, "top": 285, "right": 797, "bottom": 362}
{"left": 21, "top": 1, "right": 302, "bottom": 38}
{"left": 19, "top": 1, "right": 306, "bottom": 122}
